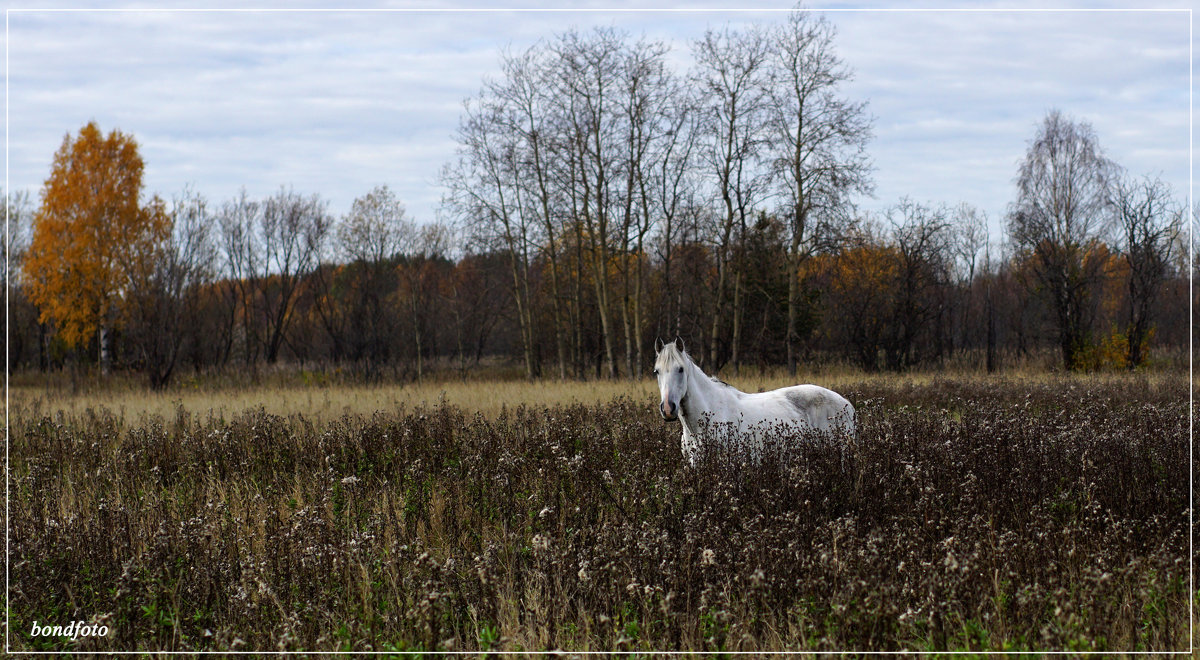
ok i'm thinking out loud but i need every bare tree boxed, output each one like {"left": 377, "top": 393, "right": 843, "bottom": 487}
{"left": 1008, "top": 110, "right": 1116, "bottom": 370}
{"left": 259, "top": 189, "right": 331, "bottom": 364}
{"left": 125, "top": 188, "right": 217, "bottom": 388}
{"left": 692, "top": 23, "right": 771, "bottom": 371}
{"left": 884, "top": 200, "right": 953, "bottom": 369}
{"left": 218, "top": 190, "right": 263, "bottom": 366}
{"left": 318, "top": 185, "right": 413, "bottom": 371}
{"left": 766, "top": 7, "right": 873, "bottom": 377}
{"left": 3, "top": 190, "right": 37, "bottom": 367}
{"left": 650, "top": 92, "right": 701, "bottom": 348}
{"left": 982, "top": 239, "right": 1000, "bottom": 373}
{"left": 490, "top": 44, "right": 572, "bottom": 379}
{"left": 1108, "top": 174, "right": 1182, "bottom": 368}
{"left": 951, "top": 203, "right": 988, "bottom": 354}
{"left": 617, "top": 36, "right": 674, "bottom": 378}
{"left": 554, "top": 27, "right": 625, "bottom": 378}
{"left": 443, "top": 88, "right": 541, "bottom": 379}
{"left": 3, "top": 190, "right": 32, "bottom": 286}
{"left": 218, "top": 188, "right": 330, "bottom": 367}
{"left": 338, "top": 184, "right": 413, "bottom": 263}
{"left": 398, "top": 223, "right": 452, "bottom": 382}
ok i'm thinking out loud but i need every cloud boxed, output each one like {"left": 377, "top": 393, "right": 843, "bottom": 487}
{"left": 6, "top": 2, "right": 1193, "bottom": 242}
{"left": 830, "top": 8, "right": 1191, "bottom": 230}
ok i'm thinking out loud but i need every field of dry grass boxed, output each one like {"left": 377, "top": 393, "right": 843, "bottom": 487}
{"left": 12, "top": 376, "right": 657, "bottom": 425}
{"left": 9, "top": 365, "right": 1186, "bottom": 423}
{"left": 7, "top": 369, "right": 1193, "bottom": 653}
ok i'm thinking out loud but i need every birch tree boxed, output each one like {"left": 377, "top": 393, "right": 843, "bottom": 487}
{"left": 1008, "top": 110, "right": 1116, "bottom": 370}
{"left": 692, "top": 24, "right": 771, "bottom": 371}
{"left": 443, "top": 90, "right": 541, "bottom": 379}
{"left": 25, "top": 122, "right": 170, "bottom": 374}
{"left": 554, "top": 28, "right": 625, "bottom": 378}
{"left": 765, "top": 8, "right": 873, "bottom": 376}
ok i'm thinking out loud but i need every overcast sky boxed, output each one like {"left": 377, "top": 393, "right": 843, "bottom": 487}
{"left": 5, "top": 1, "right": 1193, "bottom": 245}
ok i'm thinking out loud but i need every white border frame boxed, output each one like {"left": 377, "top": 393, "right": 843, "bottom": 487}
{"left": 2, "top": 5, "right": 1194, "bottom": 656}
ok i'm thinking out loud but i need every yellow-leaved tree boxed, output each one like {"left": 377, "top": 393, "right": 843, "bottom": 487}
{"left": 24, "top": 121, "right": 169, "bottom": 372}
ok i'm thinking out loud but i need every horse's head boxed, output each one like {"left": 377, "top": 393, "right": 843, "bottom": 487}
{"left": 653, "top": 338, "right": 689, "bottom": 422}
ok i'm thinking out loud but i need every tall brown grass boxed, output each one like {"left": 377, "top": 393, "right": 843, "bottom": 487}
{"left": 8, "top": 373, "right": 1191, "bottom": 652}
{"left": 10, "top": 363, "right": 1183, "bottom": 424}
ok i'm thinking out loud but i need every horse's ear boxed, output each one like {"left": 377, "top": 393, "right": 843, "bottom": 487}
{"left": 654, "top": 337, "right": 664, "bottom": 354}
{"left": 675, "top": 336, "right": 686, "bottom": 354}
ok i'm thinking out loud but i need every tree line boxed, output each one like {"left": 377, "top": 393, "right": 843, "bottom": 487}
{"left": 6, "top": 11, "right": 1191, "bottom": 387}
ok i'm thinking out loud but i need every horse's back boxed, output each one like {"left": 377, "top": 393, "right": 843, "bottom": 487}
{"left": 778, "top": 384, "right": 855, "bottom": 435}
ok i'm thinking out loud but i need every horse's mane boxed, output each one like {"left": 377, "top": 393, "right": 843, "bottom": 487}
{"left": 658, "top": 343, "right": 736, "bottom": 392}
{"left": 656, "top": 342, "right": 687, "bottom": 368}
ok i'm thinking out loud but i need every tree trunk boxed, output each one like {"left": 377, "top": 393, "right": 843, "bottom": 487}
{"left": 593, "top": 257, "right": 618, "bottom": 378}
{"left": 985, "top": 280, "right": 998, "bottom": 374}
{"left": 98, "top": 325, "right": 111, "bottom": 375}
{"left": 730, "top": 269, "right": 744, "bottom": 376}
{"left": 631, "top": 231, "right": 647, "bottom": 378}
{"left": 550, "top": 267, "right": 568, "bottom": 380}
{"left": 531, "top": 123, "right": 568, "bottom": 381}
{"left": 709, "top": 207, "right": 735, "bottom": 369}
{"left": 411, "top": 297, "right": 423, "bottom": 383}
{"left": 619, "top": 265, "right": 634, "bottom": 378}
{"left": 786, "top": 250, "right": 801, "bottom": 378}
{"left": 708, "top": 255, "right": 727, "bottom": 369}
{"left": 573, "top": 222, "right": 586, "bottom": 379}
{"left": 38, "top": 322, "right": 48, "bottom": 371}
{"left": 516, "top": 264, "right": 536, "bottom": 381}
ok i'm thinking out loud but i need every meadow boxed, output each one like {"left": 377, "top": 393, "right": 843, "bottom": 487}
{"left": 7, "top": 370, "right": 1193, "bottom": 653}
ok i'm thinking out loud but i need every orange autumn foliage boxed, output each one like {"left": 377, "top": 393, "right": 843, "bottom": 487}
{"left": 24, "top": 121, "right": 170, "bottom": 348}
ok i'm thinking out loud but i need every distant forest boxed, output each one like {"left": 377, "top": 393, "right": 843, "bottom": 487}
{"left": 6, "top": 11, "right": 1191, "bottom": 387}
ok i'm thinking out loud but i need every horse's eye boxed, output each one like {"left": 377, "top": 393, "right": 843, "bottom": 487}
{"left": 677, "top": 367, "right": 684, "bottom": 373}
{"left": 652, "top": 369, "right": 658, "bottom": 376}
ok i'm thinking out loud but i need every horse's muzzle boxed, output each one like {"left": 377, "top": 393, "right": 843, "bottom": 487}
{"left": 659, "top": 401, "right": 678, "bottom": 422}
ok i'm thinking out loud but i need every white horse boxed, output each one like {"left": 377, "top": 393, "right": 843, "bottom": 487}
{"left": 653, "top": 339, "right": 855, "bottom": 464}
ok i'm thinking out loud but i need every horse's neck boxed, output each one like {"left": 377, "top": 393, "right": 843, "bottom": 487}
{"left": 682, "top": 359, "right": 733, "bottom": 424}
